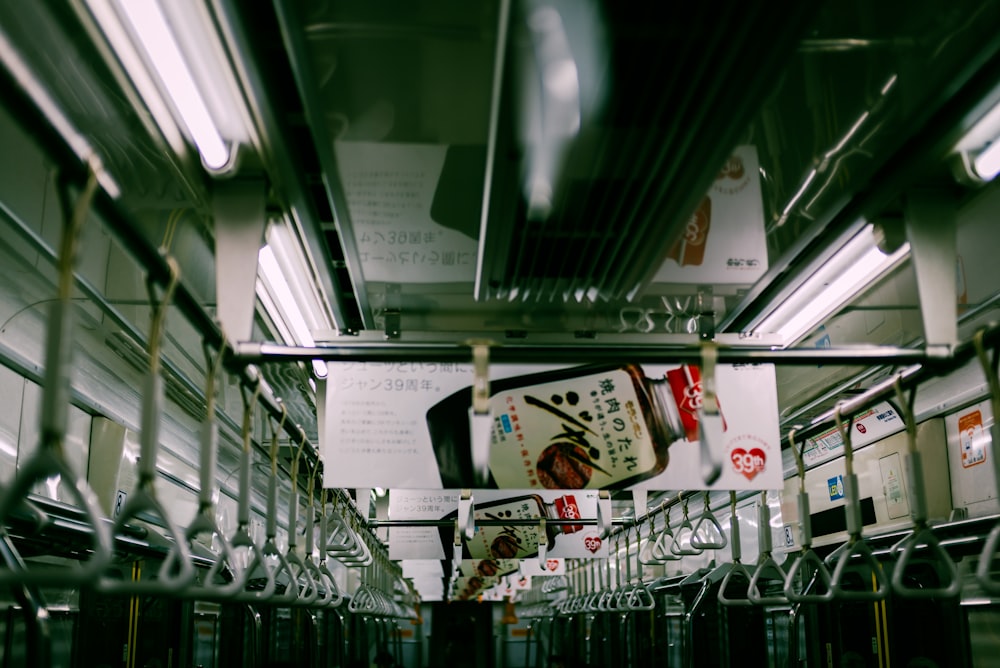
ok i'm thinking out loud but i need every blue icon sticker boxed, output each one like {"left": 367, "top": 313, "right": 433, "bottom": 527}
{"left": 828, "top": 475, "right": 844, "bottom": 501}
{"left": 500, "top": 414, "right": 513, "bottom": 434}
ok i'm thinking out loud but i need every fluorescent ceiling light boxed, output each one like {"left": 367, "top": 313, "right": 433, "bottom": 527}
{"left": 974, "top": 140, "right": 1000, "bottom": 181}
{"left": 116, "top": 0, "right": 229, "bottom": 169}
{"left": 952, "top": 96, "right": 1000, "bottom": 184}
{"left": 755, "top": 224, "right": 909, "bottom": 346}
{"left": 257, "top": 225, "right": 333, "bottom": 379}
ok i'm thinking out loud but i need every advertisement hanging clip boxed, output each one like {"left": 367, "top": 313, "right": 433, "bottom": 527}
{"left": 468, "top": 341, "right": 495, "bottom": 486}
{"left": 537, "top": 518, "right": 547, "bottom": 567}
{"left": 458, "top": 489, "right": 475, "bottom": 543}
{"left": 597, "top": 490, "right": 612, "bottom": 539}
{"left": 698, "top": 341, "right": 723, "bottom": 485}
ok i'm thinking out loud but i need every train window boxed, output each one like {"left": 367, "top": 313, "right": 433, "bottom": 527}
{"left": 192, "top": 610, "right": 220, "bottom": 668}
{"left": 965, "top": 606, "right": 1000, "bottom": 667}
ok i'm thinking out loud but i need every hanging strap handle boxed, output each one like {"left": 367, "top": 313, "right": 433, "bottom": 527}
{"left": 828, "top": 404, "right": 889, "bottom": 601}
{"left": 718, "top": 493, "right": 753, "bottom": 607}
{"left": 974, "top": 330, "right": 1000, "bottom": 594}
{"left": 0, "top": 167, "right": 112, "bottom": 588}
{"left": 690, "top": 491, "right": 728, "bottom": 550}
{"left": 186, "top": 341, "right": 245, "bottom": 600}
{"left": 670, "top": 495, "right": 702, "bottom": 556}
{"left": 102, "top": 259, "right": 197, "bottom": 596}
{"left": 783, "top": 429, "right": 834, "bottom": 603}
{"left": 748, "top": 492, "right": 788, "bottom": 605}
{"left": 889, "top": 377, "right": 960, "bottom": 599}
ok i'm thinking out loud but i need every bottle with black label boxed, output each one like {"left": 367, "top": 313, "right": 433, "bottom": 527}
{"left": 440, "top": 494, "right": 586, "bottom": 561}
{"left": 426, "top": 363, "right": 693, "bottom": 489}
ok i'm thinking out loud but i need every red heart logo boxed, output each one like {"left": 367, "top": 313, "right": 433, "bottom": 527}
{"left": 731, "top": 448, "right": 766, "bottom": 481}
{"left": 584, "top": 536, "right": 602, "bottom": 553}
{"left": 546, "top": 559, "right": 560, "bottom": 571}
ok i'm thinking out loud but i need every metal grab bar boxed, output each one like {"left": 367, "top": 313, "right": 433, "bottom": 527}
{"left": 690, "top": 491, "right": 728, "bottom": 550}
{"left": 783, "top": 429, "right": 834, "bottom": 603}
{"left": 747, "top": 493, "right": 787, "bottom": 606}
{"left": 185, "top": 343, "right": 244, "bottom": 600}
{"left": 101, "top": 260, "right": 197, "bottom": 597}
{"left": 0, "top": 168, "right": 112, "bottom": 587}
{"left": 284, "top": 433, "right": 319, "bottom": 607}
{"left": 718, "top": 492, "right": 753, "bottom": 607}
{"left": 974, "top": 330, "right": 1000, "bottom": 594}
{"left": 670, "top": 495, "right": 702, "bottom": 556}
{"left": 889, "top": 378, "right": 961, "bottom": 599}
{"left": 826, "top": 405, "right": 889, "bottom": 601}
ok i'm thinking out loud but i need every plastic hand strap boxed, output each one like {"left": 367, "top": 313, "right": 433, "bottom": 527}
{"left": 310, "top": 562, "right": 344, "bottom": 608}
{"left": 690, "top": 492, "right": 727, "bottom": 550}
{"left": 625, "top": 583, "right": 655, "bottom": 611}
{"left": 335, "top": 517, "right": 373, "bottom": 566}
{"left": 0, "top": 168, "right": 111, "bottom": 588}
{"left": 255, "top": 536, "right": 299, "bottom": 605}
{"left": 974, "top": 329, "right": 1000, "bottom": 493}
{"left": 697, "top": 343, "right": 723, "bottom": 485}
{"left": 104, "top": 261, "right": 196, "bottom": 596}
{"left": 829, "top": 539, "right": 889, "bottom": 601}
{"left": 287, "top": 550, "right": 319, "bottom": 607}
{"left": 186, "top": 344, "right": 244, "bottom": 600}
{"left": 650, "top": 505, "right": 681, "bottom": 562}
{"left": 747, "top": 554, "right": 787, "bottom": 606}
{"left": 670, "top": 497, "right": 701, "bottom": 556}
{"left": 716, "top": 562, "right": 752, "bottom": 607}
{"left": 784, "top": 549, "right": 834, "bottom": 603}
{"left": 727, "top": 491, "right": 742, "bottom": 563}
{"left": 976, "top": 523, "right": 1000, "bottom": 595}
{"left": 890, "top": 527, "right": 960, "bottom": 599}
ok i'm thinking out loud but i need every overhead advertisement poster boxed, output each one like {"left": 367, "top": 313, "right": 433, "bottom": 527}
{"left": 322, "top": 361, "right": 781, "bottom": 492}
{"left": 652, "top": 145, "right": 768, "bottom": 286}
{"left": 387, "top": 489, "right": 606, "bottom": 561}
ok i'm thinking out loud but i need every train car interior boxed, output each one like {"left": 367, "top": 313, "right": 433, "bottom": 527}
{"left": 0, "top": 1, "right": 1000, "bottom": 666}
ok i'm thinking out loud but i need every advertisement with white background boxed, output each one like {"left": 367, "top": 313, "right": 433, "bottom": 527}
{"left": 388, "top": 489, "right": 607, "bottom": 560}
{"left": 323, "top": 362, "right": 781, "bottom": 491}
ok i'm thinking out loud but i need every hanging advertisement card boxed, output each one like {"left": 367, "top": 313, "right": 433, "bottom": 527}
{"left": 387, "top": 489, "right": 606, "bottom": 560}
{"left": 652, "top": 145, "right": 768, "bottom": 286}
{"left": 323, "top": 362, "right": 780, "bottom": 491}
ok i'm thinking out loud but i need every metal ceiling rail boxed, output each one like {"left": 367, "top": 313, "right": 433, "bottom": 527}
{"left": 787, "top": 322, "right": 1000, "bottom": 446}
{"left": 238, "top": 341, "right": 932, "bottom": 366}
{"left": 371, "top": 518, "right": 627, "bottom": 529}
{"left": 719, "top": 39, "right": 1000, "bottom": 334}
{"left": 0, "top": 32, "right": 319, "bottom": 469}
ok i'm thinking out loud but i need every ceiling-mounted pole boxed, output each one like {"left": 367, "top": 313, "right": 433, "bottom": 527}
{"left": 904, "top": 189, "right": 958, "bottom": 357}
{"left": 214, "top": 178, "right": 267, "bottom": 346}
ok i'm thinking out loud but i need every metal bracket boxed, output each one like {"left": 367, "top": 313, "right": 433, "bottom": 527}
{"left": 383, "top": 283, "right": 401, "bottom": 339}
{"left": 904, "top": 189, "right": 958, "bottom": 354}
{"left": 214, "top": 178, "right": 267, "bottom": 345}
